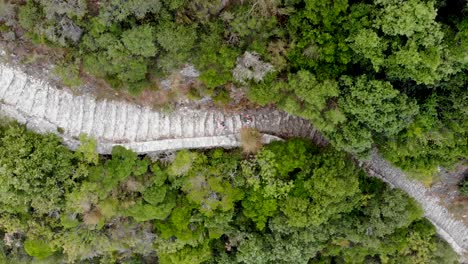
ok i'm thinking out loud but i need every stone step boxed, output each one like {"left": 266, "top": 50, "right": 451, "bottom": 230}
{"left": 44, "top": 87, "right": 60, "bottom": 124}
{"left": 22, "top": 81, "right": 39, "bottom": 115}
{"left": 233, "top": 115, "right": 242, "bottom": 132}
{"left": 3, "top": 74, "right": 25, "bottom": 105}
{"left": 148, "top": 111, "right": 160, "bottom": 140}
{"left": 135, "top": 107, "right": 149, "bottom": 141}
{"left": 0, "top": 68, "right": 15, "bottom": 98}
{"left": 225, "top": 115, "right": 234, "bottom": 134}
{"left": 206, "top": 112, "right": 214, "bottom": 137}
{"left": 92, "top": 100, "right": 107, "bottom": 138}
{"left": 103, "top": 102, "right": 117, "bottom": 140}
{"left": 196, "top": 112, "right": 207, "bottom": 137}
{"left": 57, "top": 92, "right": 74, "bottom": 132}
{"left": 160, "top": 113, "right": 170, "bottom": 138}
{"left": 124, "top": 105, "right": 140, "bottom": 142}
{"left": 31, "top": 87, "right": 48, "bottom": 119}
{"left": 13, "top": 79, "right": 30, "bottom": 113}
{"left": 81, "top": 97, "right": 96, "bottom": 136}
{"left": 114, "top": 102, "right": 127, "bottom": 140}
{"left": 69, "top": 96, "right": 84, "bottom": 137}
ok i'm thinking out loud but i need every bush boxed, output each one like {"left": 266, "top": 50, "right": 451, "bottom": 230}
{"left": 24, "top": 239, "right": 55, "bottom": 259}
{"left": 240, "top": 127, "right": 262, "bottom": 154}
{"left": 460, "top": 179, "right": 468, "bottom": 196}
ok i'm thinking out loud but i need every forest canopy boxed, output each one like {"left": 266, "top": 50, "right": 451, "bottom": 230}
{"left": 0, "top": 121, "right": 459, "bottom": 263}
{"left": 1, "top": 0, "right": 466, "bottom": 183}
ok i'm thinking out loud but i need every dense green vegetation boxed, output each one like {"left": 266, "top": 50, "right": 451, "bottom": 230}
{"left": 0, "top": 121, "right": 458, "bottom": 263}
{"left": 1, "top": 0, "right": 466, "bottom": 182}
{"left": 460, "top": 178, "right": 468, "bottom": 196}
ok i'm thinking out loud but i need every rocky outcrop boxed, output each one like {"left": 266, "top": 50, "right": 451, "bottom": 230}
{"left": 0, "top": 63, "right": 467, "bottom": 261}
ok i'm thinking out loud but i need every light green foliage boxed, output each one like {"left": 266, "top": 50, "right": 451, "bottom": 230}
{"left": 174, "top": 150, "right": 245, "bottom": 217}
{"left": 125, "top": 200, "right": 175, "bottom": 221}
{"left": 105, "top": 146, "right": 140, "bottom": 185}
{"left": 159, "top": 242, "right": 211, "bottom": 264}
{"left": 284, "top": 71, "right": 341, "bottom": 132}
{"left": 347, "top": 28, "right": 386, "bottom": 71}
{"left": 375, "top": 0, "right": 438, "bottom": 37}
{"left": 23, "top": 239, "right": 55, "bottom": 259}
{"left": 241, "top": 190, "right": 277, "bottom": 230}
{"left": 76, "top": 134, "right": 99, "bottom": 165}
{"left": 250, "top": 71, "right": 342, "bottom": 134}
{"left": 348, "top": 0, "right": 446, "bottom": 84}
{"left": 143, "top": 184, "right": 167, "bottom": 205}
{"left": 57, "top": 229, "right": 114, "bottom": 263}
{"left": 17, "top": 0, "right": 42, "bottom": 32}
{"left": 182, "top": 175, "right": 244, "bottom": 216}
{"left": 168, "top": 150, "right": 196, "bottom": 177}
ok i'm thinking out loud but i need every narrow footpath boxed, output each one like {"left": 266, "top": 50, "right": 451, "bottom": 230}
{"left": 0, "top": 64, "right": 467, "bottom": 260}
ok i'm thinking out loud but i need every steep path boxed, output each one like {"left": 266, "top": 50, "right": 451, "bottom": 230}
{"left": 0, "top": 64, "right": 467, "bottom": 260}
{"left": 0, "top": 65, "right": 320, "bottom": 153}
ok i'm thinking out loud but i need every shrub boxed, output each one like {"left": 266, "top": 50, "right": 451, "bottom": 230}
{"left": 240, "top": 127, "right": 262, "bottom": 154}
{"left": 460, "top": 179, "right": 468, "bottom": 196}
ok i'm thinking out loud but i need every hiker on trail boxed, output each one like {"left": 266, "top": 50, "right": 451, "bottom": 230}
{"left": 241, "top": 114, "right": 253, "bottom": 125}
{"left": 216, "top": 119, "right": 226, "bottom": 131}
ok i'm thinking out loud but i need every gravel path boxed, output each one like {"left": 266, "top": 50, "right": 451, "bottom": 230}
{"left": 0, "top": 64, "right": 466, "bottom": 261}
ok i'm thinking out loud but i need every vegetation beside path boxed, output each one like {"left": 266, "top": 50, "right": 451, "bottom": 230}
{"left": 0, "top": 120, "right": 459, "bottom": 263}
{"left": 1, "top": 0, "right": 466, "bottom": 184}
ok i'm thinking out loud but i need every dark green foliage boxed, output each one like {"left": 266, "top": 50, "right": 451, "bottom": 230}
{"left": 7, "top": 0, "right": 467, "bottom": 184}
{"left": 460, "top": 179, "right": 468, "bottom": 196}
{"left": 121, "top": 25, "right": 158, "bottom": 57}
{"left": 0, "top": 122, "right": 75, "bottom": 215}
{"left": 195, "top": 25, "right": 239, "bottom": 89}
{"left": 339, "top": 75, "right": 418, "bottom": 136}
{"left": 3, "top": 0, "right": 467, "bottom": 260}
{"left": 0, "top": 123, "right": 457, "bottom": 263}
{"left": 381, "top": 80, "right": 468, "bottom": 180}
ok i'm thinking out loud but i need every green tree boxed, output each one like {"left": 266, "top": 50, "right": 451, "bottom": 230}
{"left": 121, "top": 24, "right": 157, "bottom": 57}
{"left": 0, "top": 123, "right": 75, "bottom": 215}
{"left": 339, "top": 75, "right": 418, "bottom": 137}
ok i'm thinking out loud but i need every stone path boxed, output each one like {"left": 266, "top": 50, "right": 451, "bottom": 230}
{"left": 365, "top": 152, "right": 468, "bottom": 260}
{"left": 0, "top": 65, "right": 320, "bottom": 153}
{"left": 0, "top": 64, "right": 467, "bottom": 261}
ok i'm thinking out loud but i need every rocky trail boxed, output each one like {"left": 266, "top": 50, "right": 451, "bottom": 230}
{"left": 0, "top": 65, "right": 321, "bottom": 153}
{"left": 0, "top": 64, "right": 467, "bottom": 261}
